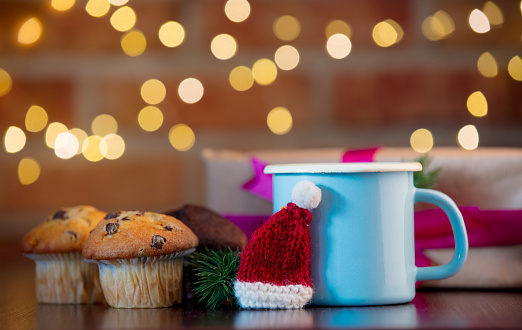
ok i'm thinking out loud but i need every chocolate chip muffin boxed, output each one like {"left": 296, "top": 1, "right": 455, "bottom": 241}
{"left": 165, "top": 204, "right": 247, "bottom": 251}
{"left": 21, "top": 205, "right": 106, "bottom": 304}
{"left": 82, "top": 211, "right": 198, "bottom": 308}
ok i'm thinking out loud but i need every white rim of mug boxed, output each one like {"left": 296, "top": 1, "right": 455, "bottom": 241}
{"left": 264, "top": 162, "right": 422, "bottom": 174}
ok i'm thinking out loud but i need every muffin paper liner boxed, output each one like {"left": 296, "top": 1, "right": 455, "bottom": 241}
{"left": 24, "top": 252, "right": 104, "bottom": 304}
{"left": 87, "top": 248, "right": 195, "bottom": 308}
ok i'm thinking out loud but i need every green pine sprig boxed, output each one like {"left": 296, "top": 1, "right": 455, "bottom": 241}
{"left": 413, "top": 154, "right": 442, "bottom": 189}
{"left": 187, "top": 247, "right": 241, "bottom": 309}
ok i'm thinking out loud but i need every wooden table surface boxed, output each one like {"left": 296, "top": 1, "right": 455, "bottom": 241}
{"left": 2, "top": 245, "right": 521, "bottom": 329}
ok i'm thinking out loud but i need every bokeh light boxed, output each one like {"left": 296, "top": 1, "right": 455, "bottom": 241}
{"left": 326, "top": 33, "right": 352, "bottom": 59}
{"left": 51, "top": 0, "right": 75, "bottom": 12}
{"left": 159, "top": 21, "right": 185, "bottom": 48}
{"left": 45, "top": 122, "right": 68, "bottom": 149}
{"left": 477, "top": 52, "right": 498, "bottom": 78}
{"left": 422, "top": 10, "right": 455, "bottom": 41}
{"left": 178, "top": 78, "right": 204, "bottom": 104}
{"left": 101, "top": 133, "right": 125, "bottom": 160}
{"left": 211, "top": 34, "right": 237, "bottom": 60}
{"left": 18, "top": 17, "right": 43, "bottom": 45}
{"left": 109, "top": 0, "right": 128, "bottom": 5}
{"left": 169, "top": 124, "right": 195, "bottom": 151}
{"left": 273, "top": 15, "right": 301, "bottom": 42}
{"left": 141, "top": 79, "right": 166, "bottom": 105}
{"left": 325, "top": 19, "right": 352, "bottom": 38}
{"left": 4, "top": 126, "right": 26, "bottom": 153}
{"left": 85, "top": 0, "right": 111, "bottom": 18}
{"left": 69, "top": 128, "right": 88, "bottom": 154}
{"left": 252, "top": 58, "right": 278, "bottom": 86}
{"left": 508, "top": 56, "right": 522, "bottom": 81}
{"left": 372, "top": 19, "right": 403, "bottom": 47}
{"left": 91, "top": 114, "right": 118, "bottom": 136}
{"left": 458, "top": 125, "right": 479, "bottom": 150}
{"left": 82, "top": 135, "right": 105, "bottom": 162}
{"left": 18, "top": 158, "right": 40, "bottom": 185}
{"left": 110, "top": 6, "right": 136, "bottom": 32}
{"left": 274, "top": 45, "right": 300, "bottom": 71}
{"left": 225, "top": 0, "right": 251, "bottom": 23}
{"left": 483, "top": 1, "right": 503, "bottom": 26}
{"left": 267, "top": 107, "right": 293, "bottom": 135}
{"left": 121, "top": 29, "right": 146, "bottom": 57}
{"left": 469, "top": 9, "right": 490, "bottom": 33}
{"left": 0, "top": 69, "right": 12, "bottom": 97}
{"left": 138, "top": 106, "right": 164, "bottom": 132}
{"left": 410, "top": 128, "right": 434, "bottom": 153}
{"left": 25, "top": 105, "right": 48, "bottom": 132}
{"left": 229, "top": 66, "right": 254, "bottom": 91}
{"left": 467, "top": 91, "right": 488, "bottom": 117}
{"left": 54, "top": 132, "right": 79, "bottom": 159}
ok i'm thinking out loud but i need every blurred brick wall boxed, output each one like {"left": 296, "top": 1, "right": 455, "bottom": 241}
{"left": 0, "top": 0, "right": 521, "bottom": 238}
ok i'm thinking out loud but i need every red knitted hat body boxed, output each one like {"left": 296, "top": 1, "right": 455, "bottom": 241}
{"left": 236, "top": 202, "right": 312, "bottom": 287}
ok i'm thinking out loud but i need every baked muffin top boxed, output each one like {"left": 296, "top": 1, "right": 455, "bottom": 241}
{"left": 82, "top": 211, "right": 199, "bottom": 260}
{"left": 21, "top": 205, "right": 106, "bottom": 254}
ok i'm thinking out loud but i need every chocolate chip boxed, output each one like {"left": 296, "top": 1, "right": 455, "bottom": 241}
{"left": 135, "top": 211, "right": 145, "bottom": 216}
{"left": 53, "top": 210, "right": 67, "bottom": 220}
{"left": 105, "top": 222, "right": 119, "bottom": 235}
{"left": 121, "top": 216, "right": 130, "bottom": 221}
{"left": 67, "top": 231, "right": 78, "bottom": 241}
{"left": 151, "top": 235, "right": 166, "bottom": 249}
{"left": 104, "top": 211, "right": 121, "bottom": 220}
{"left": 89, "top": 229, "right": 94, "bottom": 234}
{"left": 165, "top": 225, "right": 173, "bottom": 231}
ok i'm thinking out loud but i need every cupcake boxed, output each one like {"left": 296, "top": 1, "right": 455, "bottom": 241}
{"left": 21, "top": 205, "right": 106, "bottom": 304}
{"left": 82, "top": 211, "right": 199, "bottom": 308}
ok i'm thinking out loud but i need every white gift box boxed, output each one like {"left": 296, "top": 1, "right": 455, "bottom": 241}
{"left": 202, "top": 147, "right": 522, "bottom": 288}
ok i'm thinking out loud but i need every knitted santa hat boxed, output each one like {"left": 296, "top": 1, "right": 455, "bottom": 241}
{"left": 234, "top": 180, "right": 321, "bottom": 309}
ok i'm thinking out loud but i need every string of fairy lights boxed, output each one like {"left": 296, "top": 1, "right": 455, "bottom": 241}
{"left": 1, "top": 0, "right": 522, "bottom": 185}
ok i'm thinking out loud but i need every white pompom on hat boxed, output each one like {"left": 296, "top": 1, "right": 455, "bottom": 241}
{"left": 291, "top": 180, "right": 322, "bottom": 210}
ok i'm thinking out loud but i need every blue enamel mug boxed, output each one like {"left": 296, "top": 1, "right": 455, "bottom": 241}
{"left": 265, "top": 162, "right": 468, "bottom": 306}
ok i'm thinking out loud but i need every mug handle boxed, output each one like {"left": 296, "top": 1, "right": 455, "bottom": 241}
{"left": 414, "top": 188, "right": 469, "bottom": 282}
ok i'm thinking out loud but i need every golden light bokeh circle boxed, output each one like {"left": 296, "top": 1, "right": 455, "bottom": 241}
{"left": 469, "top": 9, "right": 490, "bottom": 34}
{"left": 178, "top": 78, "right": 204, "bottom": 104}
{"left": 0, "top": 68, "right": 12, "bottom": 96}
{"left": 54, "top": 132, "right": 79, "bottom": 159}
{"left": 82, "top": 135, "right": 105, "bottom": 162}
{"left": 91, "top": 114, "right": 118, "bottom": 137}
{"left": 159, "top": 21, "right": 185, "bottom": 48}
{"left": 110, "top": 6, "right": 136, "bottom": 32}
{"left": 138, "top": 106, "right": 164, "bottom": 132}
{"left": 18, "top": 157, "right": 40, "bottom": 185}
{"left": 326, "top": 33, "right": 352, "bottom": 59}
{"left": 4, "top": 126, "right": 26, "bottom": 153}
{"left": 457, "top": 125, "right": 479, "bottom": 150}
{"left": 229, "top": 66, "right": 254, "bottom": 91}
{"left": 121, "top": 29, "right": 147, "bottom": 57}
{"left": 25, "top": 105, "right": 48, "bottom": 133}
{"left": 325, "top": 19, "right": 352, "bottom": 38}
{"left": 69, "top": 128, "right": 89, "bottom": 154}
{"left": 410, "top": 128, "right": 434, "bottom": 153}
{"left": 18, "top": 17, "right": 43, "bottom": 46}
{"left": 508, "top": 56, "right": 522, "bottom": 81}
{"left": 252, "top": 58, "right": 278, "bottom": 86}
{"left": 274, "top": 45, "right": 300, "bottom": 71}
{"left": 225, "top": 0, "right": 251, "bottom": 23}
{"left": 210, "top": 34, "right": 238, "bottom": 60}
{"left": 51, "top": 0, "right": 75, "bottom": 12}
{"left": 372, "top": 20, "right": 403, "bottom": 47}
{"left": 168, "top": 124, "right": 195, "bottom": 151}
{"left": 267, "top": 107, "right": 293, "bottom": 135}
{"left": 85, "top": 0, "right": 111, "bottom": 18}
{"left": 467, "top": 91, "right": 488, "bottom": 117}
{"left": 141, "top": 79, "right": 166, "bottom": 105}
{"left": 477, "top": 52, "right": 498, "bottom": 78}
{"left": 273, "top": 15, "right": 301, "bottom": 42}
{"left": 45, "top": 122, "right": 68, "bottom": 149}
{"left": 101, "top": 133, "right": 125, "bottom": 160}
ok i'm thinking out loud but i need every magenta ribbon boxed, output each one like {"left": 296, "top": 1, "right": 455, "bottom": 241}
{"left": 233, "top": 147, "right": 522, "bottom": 276}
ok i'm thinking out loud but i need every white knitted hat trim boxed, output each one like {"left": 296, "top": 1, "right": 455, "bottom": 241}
{"left": 234, "top": 280, "right": 313, "bottom": 309}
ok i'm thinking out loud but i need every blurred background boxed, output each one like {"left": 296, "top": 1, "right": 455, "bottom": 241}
{"left": 1, "top": 0, "right": 521, "bottom": 240}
